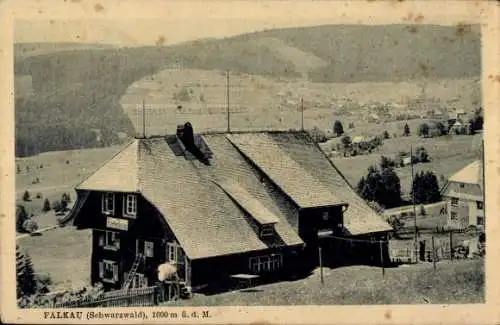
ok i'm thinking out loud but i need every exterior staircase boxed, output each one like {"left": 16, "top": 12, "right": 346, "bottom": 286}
{"left": 122, "top": 253, "right": 144, "bottom": 290}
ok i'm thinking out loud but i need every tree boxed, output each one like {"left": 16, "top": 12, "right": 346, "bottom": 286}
{"left": 22, "top": 190, "right": 31, "bottom": 202}
{"left": 383, "top": 130, "right": 390, "bottom": 139}
{"left": 333, "top": 120, "right": 344, "bottom": 137}
{"left": 415, "top": 146, "right": 429, "bottom": 163}
{"left": 468, "top": 119, "right": 476, "bottom": 135}
{"left": 380, "top": 155, "right": 395, "bottom": 169}
{"left": 436, "top": 122, "right": 448, "bottom": 135}
{"left": 16, "top": 205, "right": 29, "bottom": 233}
{"left": 412, "top": 171, "right": 441, "bottom": 204}
{"left": 357, "top": 165, "right": 402, "bottom": 208}
{"left": 16, "top": 245, "right": 37, "bottom": 298}
{"left": 420, "top": 204, "right": 427, "bottom": 216}
{"left": 418, "top": 123, "right": 429, "bottom": 137}
{"left": 341, "top": 135, "right": 352, "bottom": 157}
{"left": 404, "top": 123, "right": 410, "bottom": 136}
{"left": 42, "top": 198, "right": 51, "bottom": 212}
{"left": 17, "top": 164, "right": 21, "bottom": 174}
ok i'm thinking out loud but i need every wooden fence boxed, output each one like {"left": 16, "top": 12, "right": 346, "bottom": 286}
{"left": 54, "top": 286, "right": 163, "bottom": 308}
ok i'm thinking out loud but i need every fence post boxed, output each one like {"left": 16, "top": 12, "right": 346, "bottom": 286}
{"left": 153, "top": 286, "right": 158, "bottom": 305}
{"left": 432, "top": 236, "right": 436, "bottom": 271}
{"left": 379, "top": 240, "right": 385, "bottom": 277}
{"left": 449, "top": 231, "right": 453, "bottom": 261}
{"left": 318, "top": 246, "right": 324, "bottom": 285}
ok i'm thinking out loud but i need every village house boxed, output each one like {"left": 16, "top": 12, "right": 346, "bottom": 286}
{"left": 67, "top": 123, "right": 392, "bottom": 294}
{"left": 441, "top": 160, "right": 484, "bottom": 230}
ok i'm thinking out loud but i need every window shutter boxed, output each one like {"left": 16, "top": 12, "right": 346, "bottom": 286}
{"left": 113, "top": 264, "right": 119, "bottom": 282}
{"left": 98, "top": 261, "right": 104, "bottom": 278}
{"left": 101, "top": 194, "right": 105, "bottom": 213}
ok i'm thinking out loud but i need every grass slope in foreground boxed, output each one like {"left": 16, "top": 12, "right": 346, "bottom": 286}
{"left": 173, "top": 259, "right": 484, "bottom": 306}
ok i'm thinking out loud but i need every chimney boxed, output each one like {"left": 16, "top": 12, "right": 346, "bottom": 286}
{"left": 176, "top": 122, "right": 210, "bottom": 165}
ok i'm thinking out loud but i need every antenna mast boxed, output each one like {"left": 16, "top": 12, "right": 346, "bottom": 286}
{"left": 301, "top": 97, "right": 304, "bottom": 131}
{"left": 226, "top": 70, "right": 230, "bottom": 133}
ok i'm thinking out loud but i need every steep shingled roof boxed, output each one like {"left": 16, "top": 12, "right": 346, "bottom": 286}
{"left": 76, "top": 135, "right": 303, "bottom": 260}
{"left": 227, "top": 132, "right": 392, "bottom": 235}
{"left": 74, "top": 131, "right": 391, "bottom": 259}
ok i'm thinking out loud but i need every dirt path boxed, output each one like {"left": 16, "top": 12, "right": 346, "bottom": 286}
{"left": 16, "top": 225, "right": 59, "bottom": 240}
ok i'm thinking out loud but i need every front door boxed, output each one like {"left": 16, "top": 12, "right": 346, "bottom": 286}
{"left": 166, "top": 242, "right": 186, "bottom": 281}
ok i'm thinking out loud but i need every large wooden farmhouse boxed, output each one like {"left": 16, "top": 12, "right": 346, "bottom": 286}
{"left": 68, "top": 123, "right": 392, "bottom": 293}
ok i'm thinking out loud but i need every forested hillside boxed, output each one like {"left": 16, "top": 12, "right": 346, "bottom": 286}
{"left": 14, "top": 24, "right": 480, "bottom": 156}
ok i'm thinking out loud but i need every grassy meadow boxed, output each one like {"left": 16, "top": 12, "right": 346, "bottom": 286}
{"left": 15, "top": 145, "right": 121, "bottom": 229}
{"left": 171, "top": 259, "right": 484, "bottom": 305}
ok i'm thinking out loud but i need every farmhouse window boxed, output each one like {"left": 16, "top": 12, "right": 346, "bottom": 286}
{"left": 101, "top": 192, "right": 115, "bottom": 215}
{"left": 477, "top": 201, "right": 483, "bottom": 210}
{"left": 128, "top": 273, "right": 147, "bottom": 289}
{"left": 322, "top": 211, "right": 329, "bottom": 221}
{"left": 99, "top": 260, "right": 118, "bottom": 282}
{"left": 460, "top": 183, "right": 465, "bottom": 188}
{"left": 167, "top": 243, "right": 178, "bottom": 263}
{"left": 144, "top": 241, "right": 154, "bottom": 258}
{"left": 105, "top": 231, "right": 120, "bottom": 250}
{"left": 477, "top": 216, "right": 484, "bottom": 226}
{"left": 97, "top": 232, "right": 105, "bottom": 247}
{"left": 259, "top": 225, "right": 275, "bottom": 238}
{"left": 248, "top": 254, "right": 283, "bottom": 273}
{"left": 451, "top": 198, "right": 459, "bottom": 207}
{"left": 123, "top": 194, "right": 137, "bottom": 217}
{"left": 450, "top": 212, "right": 458, "bottom": 220}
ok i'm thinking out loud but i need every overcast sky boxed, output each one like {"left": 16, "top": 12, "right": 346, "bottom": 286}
{"left": 13, "top": 0, "right": 480, "bottom": 47}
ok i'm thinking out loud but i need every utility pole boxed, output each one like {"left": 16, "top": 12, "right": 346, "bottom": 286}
{"left": 411, "top": 145, "right": 418, "bottom": 250}
{"left": 301, "top": 97, "right": 304, "bottom": 131}
{"left": 142, "top": 98, "right": 146, "bottom": 138}
{"left": 226, "top": 70, "right": 230, "bottom": 133}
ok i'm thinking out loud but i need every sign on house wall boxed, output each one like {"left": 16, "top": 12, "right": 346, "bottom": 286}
{"left": 106, "top": 217, "right": 129, "bottom": 231}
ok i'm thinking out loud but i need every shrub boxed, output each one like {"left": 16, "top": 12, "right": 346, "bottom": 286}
{"left": 52, "top": 200, "right": 61, "bottom": 213}
{"left": 61, "top": 192, "right": 71, "bottom": 203}
{"left": 17, "top": 164, "right": 21, "bottom": 174}
{"left": 65, "top": 160, "right": 70, "bottom": 164}
{"left": 173, "top": 87, "right": 191, "bottom": 102}
{"left": 386, "top": 215, "right": 404, "bottom": 230}
{"left": 23, "top": 219, "right": 39, "bottom": 233}
{"left": 333, "top": 120, "right": 344, "bottom": 137}
{"left": 22, "top": 190, "right": 31, "bottom": 202}
{"left": 403, "top": 123, "right": 410, "bottom": 136}
{"left": 415, "top": 146, "right": 430, "bottom": 163}
{"left": 60, "top": 199, "right": 68, "bottom": 212}
{"left": 383, "top": 130, "right": 390, "bottom": 139}
{"left": 418, "top": 123, "right": 430, "bottom": 137}
{"left": 35, "top": 192, "right": 42, "bottom": 199}
{"left": 380, "top": 155, "right": 396, "bottom": 169}
{"left": 341, "top": 135, "right": 352, "bottom": 157}
{"left": 419, "top": 205, "right": 427, "bottom": 216}
{"left": 42, "top": 198, "right": 51, "bottom": 212}
{"left": 308, "top": 127, "right": 327, "bottom": 143}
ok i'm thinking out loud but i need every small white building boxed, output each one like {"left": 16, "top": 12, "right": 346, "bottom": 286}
{"left": 441, "top": 160, "right": 484, "bottom": 229}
